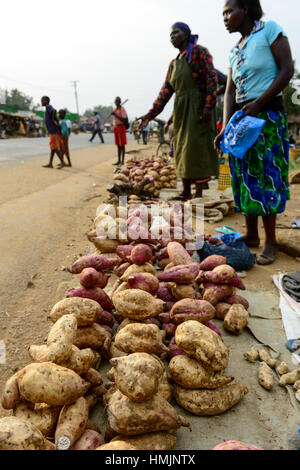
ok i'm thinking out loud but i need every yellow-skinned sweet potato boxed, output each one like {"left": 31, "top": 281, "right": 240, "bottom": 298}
{"left": 46, "top": 314, "right": 77, "bottom": 363}
{"left": 173, "top": 381, "right": 248, "bottom": 416}
{"left": 279, "top": 369, "right": 300, "bottom": 386}
{"left": 96, "top": 441, "right": 138, "bottom": 450}
{"left": 157, "top": 372, "right": 173, "bottom": 402}
{"left": 1, "top": 370, "right": 22, "bottom": 410}
{"left": 175, "top": 321, "right": 229, "bottom": 372}
{"left": 107, "top": 390, "right": 190, "bottom": 436}
{"left": 73, "top": 323, "right": 111, "bottom": 352}
{"left": 18, "top": 363, "right": 90, "bottom": 406}
{"left": 13, "top": 402, "right": 60, "bottom": 437}
{"left": 112, "top": 289, "right": 164, "bottom": 320}
{"left": 169, "top": 355, "right": 233, "bottom": 389}
{"left": 223, "top": 304, "right": 249, "bottom": 336}
{"left": 120, "top": 263, "right": 156, "bottom": 282}
{"left": 0, "top": 416, "right": 55, "bottom": 450}
{"left": 114, "top": 323, "right": 168, "bottom": 356}
{"left": 55, "top": 397, "right": 89, "bottom": 450}
{"left": 110, "top": 353, "right": 164, "bottom": 402}
{"left": 257, "top": 362, "right": 274, "bottom": 391}
{"left": 49, "top": 298, "right": 103, "bottom": 326}
{"left": 258, "top": 349, "right": 277, "bottom": 369}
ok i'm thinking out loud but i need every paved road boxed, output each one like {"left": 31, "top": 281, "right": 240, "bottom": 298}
{"left": 0, "top": 133, "right": 132, "bottom": 165}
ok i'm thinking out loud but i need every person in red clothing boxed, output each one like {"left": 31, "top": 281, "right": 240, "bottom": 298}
{"left": 112, "top": 97, "right": 128, "bottom": 166}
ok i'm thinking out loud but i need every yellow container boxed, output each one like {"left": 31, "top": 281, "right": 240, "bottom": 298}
{"left": 218, "top": 158, "right": 232, "bottom": 191}
{"left": 290, "top": 148, "right": 300, "bottom": 161}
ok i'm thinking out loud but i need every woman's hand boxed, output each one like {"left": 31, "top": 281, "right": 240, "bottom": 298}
{"left": 235, "top": 100, "right": 262, "bottom": 121}
{"left": 200, "top": 107, "right": 212, "bottom": 124}
{"left": 214, "top": 129, "right": 225, "bottom": 152}
{"left": 137, "top": 116, "right": 149, "bottom": 131}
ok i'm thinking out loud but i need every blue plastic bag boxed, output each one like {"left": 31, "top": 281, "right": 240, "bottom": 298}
{"left": 198, "top": 238, "right": 256, "bottom": 272}
{"left": 220, "top": 111, "right": 266, "bottom": 159}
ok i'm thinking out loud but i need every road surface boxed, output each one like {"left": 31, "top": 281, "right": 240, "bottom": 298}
{"left": 0, "top": 132, "right": 132, "bottom": 165}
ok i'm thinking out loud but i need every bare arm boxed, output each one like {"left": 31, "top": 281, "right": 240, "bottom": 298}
{"left": 223, "top": 68, "right": 236, "bottom": 128}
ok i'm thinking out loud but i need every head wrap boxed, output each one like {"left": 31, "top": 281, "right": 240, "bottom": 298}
{"left": 171, "top": 22, "right": 198, "bottom": 63}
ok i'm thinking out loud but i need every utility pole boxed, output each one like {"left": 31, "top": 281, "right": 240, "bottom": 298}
{"left": 71, "top": 80, "right": 80, "bottom": 125}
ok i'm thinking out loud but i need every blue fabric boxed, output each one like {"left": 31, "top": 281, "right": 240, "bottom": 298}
{"left": 172, "top": 22, "right": 198, "bottom": 63}
{"left": 60, "top": 119, "right": 70, "bottom": 138}
{"left": 221, "top": 110, "right": 266, "bottom": 159}
{"left": 229, "top": 21, "right": 287, "bottom": 103}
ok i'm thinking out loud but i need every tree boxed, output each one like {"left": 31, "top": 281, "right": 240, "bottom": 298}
{"left": 84, "top": 105, "right": 113, "bottom": 123}
{"left": 283, "top": 66, "right": 300, "bottom": 116}
{"left": 5, "top": 88, "right": 33, "bottom": 111}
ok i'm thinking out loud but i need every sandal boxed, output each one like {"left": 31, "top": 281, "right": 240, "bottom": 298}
{"left": 256, "top": 247, "right": 278, "bottom": 266}
{"left": 169, "top": 194, "right": 192, "bottom": 202}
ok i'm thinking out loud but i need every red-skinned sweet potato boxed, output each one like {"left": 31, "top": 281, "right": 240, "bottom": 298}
{"left": 69, "top": 255, "right": 119, "bottom": 274}
{"left": 115, "top": 245, "right": 133, "bottom": 263}
{"left": 215, "top": 303, "right": 231, "bottom": 320}
{"left": 170, "top": 299, "right": 216, "bottom": 324}
{"left": 202, "top": 285, "right": 235, "bottom": 305}
{"left": 114, "top": 263, "right": 131, "bottom": 278}
{"left": 130, "top": 244, "right": 153, "bottom": 265}
{"left": 79, "top": 268, "right": 109, "bottom": 289}
{"left": 67, "top": 287, "right": 113, "bottom": 312}
{"left": 167, "top": 242, "right": 194, "bottom": 266}
{"left": 127, "top": 273, "right": 159, "bottom": 295}
{"left": 158, "top": 264, "right": 200, "bottom": 285}
{"left": 157, "top": 283, "right": 176, "bottom": 302}
{"left": 199, "top": 255, "right": 226, "bottom": 271}
{"left": 226, "top": 295, "right": 249, "bottom": 310}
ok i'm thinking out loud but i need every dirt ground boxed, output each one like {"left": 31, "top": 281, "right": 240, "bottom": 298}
{"left": 0, "top": 137, "right": 299, "bottom": 446}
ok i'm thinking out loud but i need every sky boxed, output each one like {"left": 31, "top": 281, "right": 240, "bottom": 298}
{"left": 1, "top": 0, "right": 299, "bottom": 121}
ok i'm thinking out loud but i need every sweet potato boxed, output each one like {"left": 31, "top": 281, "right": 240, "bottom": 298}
{"left": 276, "top": 362, "right": 289, "bottom": 376}
{"left": 158, "top": 263, "right": 200, "bottom": 285}
{"left": 162, "top": 323, "right": 177, "bottom": 339}
{"left": 157, "top": 372, "right": 173, "bottom": 402}
{"left": 69, "top": 255, "right": 119, "bottom": 274}
{"left": 244, "top": 347, "right": 259, "bottom": 362}
{"left": 116, "top": 245, "right": 134, "bottom": 263}
{"left": 215, "top": 303, "right": 231, "bottom": 320}
{"left": 167, "top": 337, "right": 186, "bottom": 360}
{"left": 46, "top": 314, "right": 77, "bottom": 363}
{"left": 110, "top": 353, "right": 164, "bottom": 402}
{"left": 107, "top": 390, "right": 190, "bottom": 436}
{"left": 199, "top": 255, "right": 227, "bottom": 271}
{"left": 258, "top": 349, "right": 277, "bottom": 369}
{"left": 67, "top": 287, "right": 113, "bottom": 312}
{"left": 169, "top": 355, "right": 233, "bottom": 389}
{"left": 213, "top": 441, "right": 264, "bottom": 450}
{"left": 157, "top": 283, "right": 175, "bottom": 302}
{"left": 127, "top": 273, "right": 159, "bottom": 295}
{"left": 203, "top": 320, "right": 222, "bottom": 337}
{"left": 111, "top": 432, "right": 176, "bottom": 450}
{"left": 80, "top": 268, "right": 109, "bottom": 289}
{"left": 203, "top": 285, "right": 235, "bottom": 305}
{"left": 49, "top": 298, "right": 103, "bottom": 327}
{"left": 13, "top": 402, "right": 60, "bottom": 437}
{"left": 167, "top": 242, "right": 194, "bottom": 266}
{"left": 223, "top": 305, "right": 249, "bottom": 336}
{"left": 73, "top": 324, "right": 111, "bottom": 355}
{"left": 170, "top": 299, "right": 216, "bottom": 325}
{"left": 293, "top": 380, "right": 300, "bottom": 391}
{"left": 130, "top": 244, "right": 153, "bottom": 265}
{"left": 257, "top": 362, "right": 274, "bottom": 391}
{"left": 71, "top": 429, "right": 105, "bottom": 450}
{"left": 82, "top": 368, "right": 102, "bottom": 386}
{"left": 55, "top": 397, "right": 89, "bottom": 450}
{"left": 170, "top": 283, "right": 196, "bottom": 300}
{"left": 112, "top": 289, "right": 164, "bottom": 320}
{"left": 205, "top": 265, "right": 236, "bottom": 284}
{"left": 97, "top": 441, "right": 138, "bottom": 450}
{"left": 226, "top": 295, "right": 249, "bottom": 310}
{"left": 110, "top": 342, "right": 128, "bottom": 358}
{"left": 114, "top": 323, "right": 168, "bottom": 356}
{"left": 0, "top": 416, "right": 55, "bottom": 450}
{"left": 120, "top": 263, "right": 156, "bottom": 282}
{"left": 173, "top": 381, "right": 248, "bottom": 416}
{"left": 279, "top": 369, "right": 300, "bottom": 386}
{"left": 195, "top": 270, "right": 207, "bottom": 285}
{"left": 114, "top": 262, "right": 130, "bottom": 278}
{"left": 227, "top": 276, "right": 246, "bottom": 290}
{"left": 175, "top": 321, "right": 229, "bottom": 372}
{"left": 18, "top": 363, "right": 90, "bottom": 406}
{"left": 1, "top": 370, "right": 22, "bottom": 410}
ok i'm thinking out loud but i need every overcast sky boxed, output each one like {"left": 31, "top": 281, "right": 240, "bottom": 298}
{"left": 1, "top": 0, "right": 299, "bottom": 120}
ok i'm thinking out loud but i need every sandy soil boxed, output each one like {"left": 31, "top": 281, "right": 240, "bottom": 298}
{"left": 0, "top": 137, "right": 299, "bottom": 420}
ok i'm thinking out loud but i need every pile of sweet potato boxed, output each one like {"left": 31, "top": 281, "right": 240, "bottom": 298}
{"left": 169, "top": 321, "right": 248, "bottom": 416}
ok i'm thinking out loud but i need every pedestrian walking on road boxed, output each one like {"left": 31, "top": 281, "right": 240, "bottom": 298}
{"left": 112, "top": 97, "right": 128, "bottom": 166}
{"left": 59, "top": 109, "right": 72, "bottom": 167}
{"left": 142, "top": 122, "right": 150, "bottom": 145}
{"left": 214, "top": 0, "right": 294, "bottom": 265}
{"left": 139, "top": 22, "right": 219, "bottom": 200}
{"left": 89, "top": 112, "right": 105, "bottom": 143}
{"left": 41, "top": 96, "right": 65, "bottom": 169}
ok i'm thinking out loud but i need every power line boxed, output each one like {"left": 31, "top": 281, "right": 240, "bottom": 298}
{"left": 0, "top": 74, "right": 73, "bottom": 95}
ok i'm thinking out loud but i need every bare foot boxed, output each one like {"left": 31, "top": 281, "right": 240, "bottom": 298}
{"left": 56, "top": 163, "right": 66, "bottom": 170}
{"left": 240, "top": 236, "right": 260, "bottom": 248}
{"left": 257, "top": 243, "right": 278, "bottom": 265}
{"left": 42, "top": 164, "right": 53, "bottom": 169}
